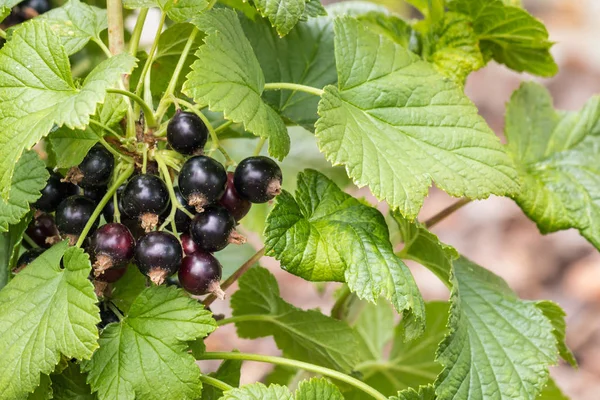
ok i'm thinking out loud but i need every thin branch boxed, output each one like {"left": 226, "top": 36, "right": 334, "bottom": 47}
{"left": 424, "top": 198, "right": 472, "bottom": 228}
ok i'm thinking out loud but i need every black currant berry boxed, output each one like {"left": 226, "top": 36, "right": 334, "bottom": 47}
{"left": 190, "top": 205, "right": 245, "bottom": 253}
{"left": 121, "top": 174, "right": 169, "bottom": 231}
{"left": 90, "top": 223, "right": 135, "bottom": 277}
{"left": 55, "top": 195, "right": 99, "bottom": 243}
{"left": 14, "top": 248, "right": 45, "bottom": 273}
{"left": 134, "top": 231, "right": 182, "bottom": 285}
{"left": 180, "top": 233, "right": 198, "bottom": 255}
{"left": 174, "top": 187, "right": 196, "bottom": 232}
{"left": 19, "top": 0, "right": 50, "bottom": 17}
{"left": 219, "top": 172, "right": 251, "bottom": 221}
{"left": 178, "top": 252, "right": 224, "bottom": 298}
{"left": 98, "top": 303, "right": 121, "bottom": 329}
{"left": 26, "top": 213, "right": 60, "bottom": 248}
{"left": 178, "top": 156, "right": 227, "bottom": 213}
{"left": 84, "top": 186, "right": 108, "bottom": 204}
{"left": 234, "top": 156, "right": 282, "bottom": 204}
{"left": 33, "top": 169, "right": 80, "bottom": 212}
{"left": 95, "top": 266, "right": 128, "bottom": 283}
{"left": 167, "top": 111, "right": 209, "bottom": 155}
{"left": 101, "top": 184, "right": 126, "bottom": 223}
{"left": 166, "top": 276, "right": 182, "bottom": 288}
{"left": 66, "top": 144, "right": 114, "bottom": 188}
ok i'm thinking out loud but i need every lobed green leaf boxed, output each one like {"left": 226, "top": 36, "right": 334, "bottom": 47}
{"left": 219, "top": 378, "right": 343, "bottom": 400}
{"left": 51, "top": 362, "right": 96, "bottom": 400}
{"left": 0, "top": 213, "right": 32, "bottom": 289}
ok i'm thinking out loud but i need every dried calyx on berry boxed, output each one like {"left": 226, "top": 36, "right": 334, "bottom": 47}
{"left": 90, "top": 223, "right": 135, "bottom": 277}
{"left": 64, "top": 144, "right": 114, "bottom": 188}
{"left": 190, "top": 205, "right": 245, "bottom": 253}
{"left": 178, "top": 252, "right": 225, "bottom": 299}
{"left": 178, "top": 156, "right": 227, "bottom": 213}
{"left": 55, "top": 195, "right": 99, "bottom": 244}
{"left": 33, "top": 169, "right": 79, "bottom": 213}
{"left": 134, "top": 231, "right": 183, "bottom": 285}
{"left": 121, "top": 174, "right": 170, "bottom": 232}
{"left": 233, "top": 156, "right": 282, "bottom": 204}
{"left": 167, "top": 111, "right": 209, "bottom": 155}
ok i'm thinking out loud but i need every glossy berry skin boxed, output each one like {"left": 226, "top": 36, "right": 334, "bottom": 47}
{"left": 91, "top": 223, "right": 135, "bottom": 266}
{"left": 178, "top": 156, "right": 227, "bottom": 209}
{"left": 174, "top": 187, "right": 196, "bottom": 232}
{"left": 219, "top": 172, "right": 251, "bottom": 221}
{"left": 84, "top": 186, "right": 108, "bottom": 204}
{"left": 180, "top": 233, "right": 198, "bottom": 255}
{"left": 101, "top": 184, "right": 126, "bottom": 223}
{"left": 55, "top": 195, "right": 99, "bottom": 236}
{"left": 178, "top": 252, "right": 222, "bottom": 295}
{"left": 15, "top": 248, "right": 45, "bottom": 272}
{"left": 233, "top": 156, "right": 282, "bottom": 203}
{"left": 33, "top": 169, "right": 80, "bottom": 212}
{"left": 167, "top": 111, "right": 209, "bottom": 155}
{"left": 19, "top": 0, "right": 50, "bottom": 14}
{"left": 95, "top": 266, "right": 127, "bottom": 283}
{"left": 190, "top": 205, "right": 235, "bottom": 252}
{"left": 121, "top": 174, "right": 169, "bottom": 218}
{"left": 78, "top": 144, "right": 114, "bottom": 188}
{"left": 26, "top": 214, "right": 59, "bottom": 249}
{"left": 134, "top": 231, "right": 182, "bottom": 284}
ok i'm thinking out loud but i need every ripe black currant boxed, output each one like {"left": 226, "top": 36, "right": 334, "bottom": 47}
{"left": 134, "top": 231, "right": 182, "bottom": 285}
{"left": 90, "top": 223, "right": 135, "bottom": 277}
{"left": 178, "top": 252, "right": 224, "bottom": 298}
{"left": 233, "top": 156, "right": 282, "bottom": 203}
{"left": 101, "top": 184, "right": 126, "bottom": 223}
{"left": 55, "top": 195, "right": 99, "bottom": 242}
{"left": 190, "top": 205, "right": 245, "bottom": 253}
{"left": 121, "top": 174, "right": 169, "bottom": 231}
{"left": 98, "top": 303, "right": 122, "bottom": 329}
{"left": 95, "top": 266, "right": 128, "bottom": 283}
{"left": 33, "top": 169, "right": 79, "bottom": 212}
{"left": 178, "top": 156, "right": 227, "bottom": 212}
{"left": 14, "top": 247, "right": 45, "bottom": 273}
{"left": 174, "top": 186, "right": 196, "bottom": 232}
{"left": 167, "top": 111, "right": 209, "bottom": 155}
{"left": 66, "top": 144, "right": 114, "bottom": 188}
{"left": 84, "top": 186, "right": 108, "bottom": 204}
{"left": 180, "top": 233, "right": 198, "bottom": 255}
{"left": 18, "top": 0, "right": 50, "bottom": 17}
{"left": 26, "top": 213, "right": 59, "bottom": 248}
{"left": 219, "top": 172, "right": 251, "bottom": 221}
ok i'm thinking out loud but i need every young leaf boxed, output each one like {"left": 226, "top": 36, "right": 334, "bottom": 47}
{"left": 264, "top": 169, "right": 425, "bottom": 338}
{"left": 201, "top": 359, "right": 242, "bottom": 400}
{"left": 315, "top": 17, "right": 518, "bottom": 219}
{"left": 448, "top": 0, "right": 557, "bottom": 76}
{"left": 252, "top": 0, "right": 306, "bottom": 37}
{"left": 49, "top": 126, "right": 100, "bottom": 169}
{"left": 405, "top": 0, "right": 444, "bottom": 23}
{"left": 230, "top": 266, "right": 358, "bottom": 372}
{"left": 39, "top": 0, "right": 108, "bottom": 55}
{"left": 295, "top": 378, "right": 344, "bottom": 400}
{"left": 109, "top": 265, "right": 147, "bottom": 313}
{"left": 391, "top": 385, "right": 436, "bottom": 400}
{"left": 28, "top": 374, "right": 53, "bottom": 400}
{"left": 241, "top": 15, "right": 336, "bottom": 131}
{"left": 0, "top": 20, "right": 136, "bottom": 200}
{"left": 505, "top": 82, "right": 600, "bottom": 250}
{"left": 83, "top": 286, "right": 216, "bottom": 400}
{"left": 122, "top": 0, "right": 208, "bottom": 23}
{"left": 51, "top": 362, "right": 96, "bottom": 400}
{"left": 0, "top": 6, "right": 10, "bottom": 22}
{"left": 96, "top": 93, "right": 127, "bottom": 128}
{"left": 183, "top": 8, "right": 290, "bottom": 160}
{"left": 537, "top": 378, "right": 568, "bottom": 400}
{"left": 0, "top": 151, "right": 48, "bottom": 232}
{"left": 219, "top": 379, "right": 343, "bottom": 400}
{"left": 435, "top": 258, "right": 558, "bottom": 400}
{"left": 0, "top": 212, "right": 32, "bottom": 289}
{"left": 535, "top": 301, "right": 577, "bottom": 367}
{"left": 302, "top": 0, "right": 327, "bottom": 19}
{"left": 0, "top": 243, "right": 100, "bottom": 400}
{"left": 392, "top": 211, "right": 458, "bottom": 285}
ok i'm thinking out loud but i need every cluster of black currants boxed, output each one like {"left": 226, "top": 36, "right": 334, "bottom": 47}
{"left": 1, "top": 0, "right": 50, "bottom": 32}
{"left": 17, "top": 111, "right": 282, "bottom": 302}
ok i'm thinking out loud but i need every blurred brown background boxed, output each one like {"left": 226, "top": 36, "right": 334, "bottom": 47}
{"left": 204, "top": 1, "right": 600, "bottom": 398}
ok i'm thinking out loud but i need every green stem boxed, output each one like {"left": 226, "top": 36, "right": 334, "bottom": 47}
{"left": 134, "top": 12, "right": 166, "bottom": 98}
{"left": 106, "top": 0, "right": 125, "bottom": 55}
{"left": 93, "top": 38, "right": 113, "bottom": 58}
{"left": 155, "top": 154, "right": 195, "bottom": 226}
{"left": 0, "top": 29, "right": 6, "bottom": 39}
{"left": 214, "top": 120, "right": 233, "bottom": 134}
{"left": 424, "top": 198, "right": 472, "bottom": 228}
{"left": 155, "top": 27, "right": 200, "bottom": 122}
{"left": 253, "top": 137, "right": 266, "bottom": 156}
{"left": 22, "top": 234, "right": 39, "bottom": 249}
{"left": 199, "top": 375, "right": 233, "bottom": 392}
{"left": 107, "top": 302, "right": 124, "bottom": 321}
{"left": 263, "top": 82, "right": 324, "bottom": 97}
{"left": 330, "top": 285, "right": 352, "bottom": 320}
{"left": 98, "top": 137, "right": 134, "bottom": 163}
{"left": 199, "top": 352, "right": 387, "bottom": 400}
{"left": 76, "top": 164, "right": 134, "bottom": 248}
{"left": 129, "top": 8, "right": 149, "bottom": 57}
{"left": 89, "top": 119, "right": 121, "bottom": 140}
{"left": 113, "top": 192, "right": 121, "bottom": 223}
{"left": 107, "top": 88, "right": 158, "bottom": 129}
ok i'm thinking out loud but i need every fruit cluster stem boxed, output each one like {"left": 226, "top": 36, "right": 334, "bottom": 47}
{"left": 107, "top": 88, "right": 158, "bottom": 129}
{"left": 129, "top": 8, "right": 148, "bottom": 57}
{"left": 263, "top": 82, "right": 324, "bottom": 97}
{"left": 199, "top": 374, "right": 233, "bottom": 392}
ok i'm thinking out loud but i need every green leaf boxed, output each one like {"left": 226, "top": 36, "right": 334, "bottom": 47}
{"left": 0, "top": 212, "right": 32, "bottom": 289}
{"left": 535, "top": 301, "right": 577, "bottom": 367}
{"left": 315, "top": 17, "right": 518, "bottom": 219}
{"left": 0, "top": 6, "right": 10, "bottom": 22}
{"left": 96, "top": 93, "right": 127, "bottom": 128}
{"left": 303, "top": 0, "right": 327, "bottom": 19}
{"left": 295, "top": 378, "right": 344, "bottom": 400}
{"left": 241, "top": 15, "right": 336, "bottom": 131}
{"left": 0, "top": 243, "right": 100, "bottom": 400}
{"left": 219, "top": 379, "right": 343, "bottom": 400}
{"left": 392, "top": 385, "right": 436, "bottom": 400}
{"left": 28, "top": 374, "right": 52, "bottom": 400}
{"left": 347, "top": 302, "right": 447, "bottom": 399}
{"left": 405, "top": 0, "right": 444, "bottom": 23}
{"left": 448, "top": 0, "right": 557, "bottom": 76}
{"left": 123, "top": 0, "right": 208, "bottom": 22}
{"left": 392, "top": 210, "right": 458, "bottom": 285}
{"left": 39, "top": 0, "right": 107, "bottom": 55}
{"left": 435, "top": 258, "right": 558, "bottom": 400}
{"left": 264, "top": 169, "right": 425, "bottom": 338}
{"left": 51, "top": 362, "right": 96, "bottom": 400}
{"left": 537, "top": 378, "right": 568, "bottom": 400}
{"left": 0, "top": 20, "right": 136, "bottom": 200}
{"left": 230, "top": 266, "right": 358, "bottom": 372}
{"left": 504, "top": 82, "right": 600, "bottom": 250}
{"left": 49, "top": 126, "right": 100, "bottom": 169}
{"left": 83, "top": 286, "right": 216, "bottom": 400}
{"left": 0, "top": 151, "right": 48, "bottom": 233}
{"left": 109, "top": 265, "right": 146, "bottom": 313}
{"left": 214, "top": 242, "right": 257, "bottom": 281}
{"left": 201, "top": 359, "right": 242, "bottom": 400}
{"left": 183, "top": 8, "right": 290, "bottom": 160}
{"left": 252, "top": 0, "right": 306, "bottom": 37}
{"left": 264, "top": 365, "right": 296, "bottom": 387}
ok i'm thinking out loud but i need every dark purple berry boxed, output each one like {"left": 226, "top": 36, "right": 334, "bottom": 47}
{"left": 14, "top": 248, "right": 45, "bottom": 273}
{"left": 219, "top": 172, "right": 251, "bottom": 221}
{"left": 33, "top": 169, "right": 80, "bottom": 212}
{"left": 55, "top": 195, "right": 99, "bottom": 240}
{"left": 178, "top": 252, "right": 224, "bottom": 298}
{"left": 121, "top": 174, "right": 169, "bottom": 231}
{"left": 174, "top": 187, "right": 196, "bottom": 232}
{"left": 181, "top": 233, "right": 198, "bottom": 255}
{"left": 167, "top": 111, "right": 209, "bottom": 155}
{"left": 134, "top": 231, "right": 182, "bottom": 285}
{"left": 76, "top": 144, "right": 114, "bottom": 188}
{"left": 26, "top": 214, "right": 59, "bottom": 248}
{"left": 91, "top": 223, "right": 135, "bottom": 277}
{"left": 178, "top": 156, "right": 227, "bottom": 213}
{"left": 19, "top": 0, "right": 50, "bottom": 15}
{"left": 101, "top": 184, "right": 126, "bottom": 223}
{"left": 84, "top": 186, "right": 108, "bottom": 204}
{"left": 190, "top": 205, "right": 244, "bottom": 253}
{"left": 95, "top": 266, "right": 128, "bottom": 283}
{"left": 233, "top": 156, "right": 282, "bottom": 203}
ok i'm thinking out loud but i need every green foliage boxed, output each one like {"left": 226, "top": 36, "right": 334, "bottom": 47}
{"left": 50, "top": 362, "right": 96, "bottom": 400}
{"left": 0, "top": 212, "right": 32, "bottom": 288}
{"left": 123, "top": 0, "right": 208, "bottom": 22}
{"left": 219, "top": 378, "right": 343, "bottom": 399}
{"left": 49, "top": 127, "right": 100, "bottom": 169}
{"left": 535, "top": 301, "right": 577, "bottom": 367}
{"left": 391, "top": 385, "right": 436, "bottom": 400}
{"left": 201, "top": 359, "right": 242, "bottom": 400}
